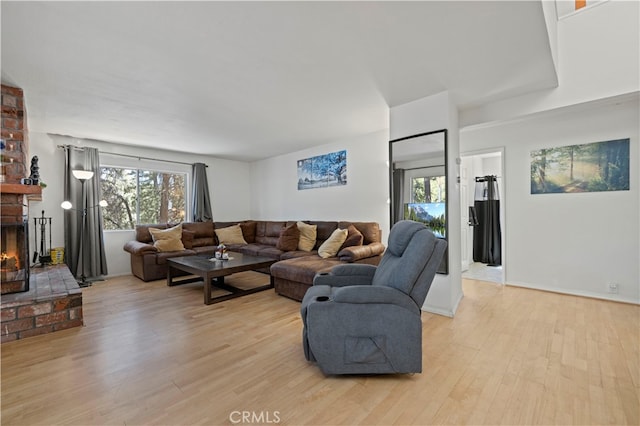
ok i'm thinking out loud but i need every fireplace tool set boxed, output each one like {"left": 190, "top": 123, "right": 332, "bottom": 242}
{"left": 33, "top": 210, "right": 52, "bottom": 266}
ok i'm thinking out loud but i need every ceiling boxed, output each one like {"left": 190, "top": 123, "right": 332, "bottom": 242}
{"left": 1, "top": 1, "right": 557, "bottom": 162}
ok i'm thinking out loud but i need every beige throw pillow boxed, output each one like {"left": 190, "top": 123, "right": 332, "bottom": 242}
{"left": 149, "top": 224, "right": 185, "bottom": 252}
{"left": 215, "top": 224, "right": 248, "bottom": 245}
{"left": 297, "top": 221, "right": 317, "bottom": 252}
{"left": 154, "top": 239, "right": 186, "bottom": 252}
{"left": 318, "top": 228, "right": 348, "bottom": 258}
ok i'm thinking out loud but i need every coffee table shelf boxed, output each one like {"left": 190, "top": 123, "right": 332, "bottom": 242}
{"left": 167, "top": 252, "right": 276, "bottom": 305}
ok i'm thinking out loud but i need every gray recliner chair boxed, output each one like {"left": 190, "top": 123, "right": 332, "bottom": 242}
{"left": 300, "top": 220, "right": 447, "bottom": 375}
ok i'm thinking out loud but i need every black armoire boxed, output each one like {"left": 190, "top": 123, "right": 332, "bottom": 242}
{"left": 473, "top": 175, "right": 501, "bottom": 266}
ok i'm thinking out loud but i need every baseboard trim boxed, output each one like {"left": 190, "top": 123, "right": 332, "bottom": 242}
{"left": 422, "top": 292, "right": 464, "bottom": 318}
{"left": 506, "top": 280, "right": 639, "bottom": 305}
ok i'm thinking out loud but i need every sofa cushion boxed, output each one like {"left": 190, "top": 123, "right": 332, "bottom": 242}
{"left": 318, "top": 228, "right": 348, "bottom": 258}
{"left": 136, "top": 223, "right": 167, "bottom": 243}
{"left": 182, "top": 221, "right": 214, "bottom": 237}
{"left": 193, "top": 246, "right": 216, "bottom": 256}
{"left": 256, "top": 221, "right": 286, "bottom": 245}
{"left": 192, "top": 236, "right": 216, "bottom": 248}
{"left": 215, "top": 224, "right": 248, "bottom": 244}
{"left": 257, "top": 246, "right": 285, "bottom": 260}
{"left": 180, "top": 222, "right": 213, "bottom": 247}
{"left": 276, "top": 223, "right": 300, "bottom": 251}
{"left": 239, "top": 221, "right": 257, "bottom": 243}
{"left": 338, "top": 222, "right": 381, "bottom": 245}
{"left": 271, "top": 256, "right": 342, "bottom": 286}
{"left": 297, "top": 221, "right": 317, "bottom": 251}
{"left": 155, "top": 249, "right": 197, "bottom": 265}
{"left": 237, "top": 243, "right": 269, "bottom": 257}
{"left": 181, "top": 230, "right": 195, "bottom": 249}
{"left": 311, "top": 221, "right": 339, "bottom": 249}
{"left": 280, "top": 250, "right": 318, "bottom": 260}
{"left": 181, "top": 222, "right": 215, "bottom": 247}
{"left": 149, "top": 224, "right": 185, "bottom": 252}
{"left": 340, "top": 224, "right": 364, "bottom": 249}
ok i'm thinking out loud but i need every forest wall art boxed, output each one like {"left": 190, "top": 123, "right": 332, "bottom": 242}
{"left": 297, "top": 150, "right": 347, "bottom": 190}
{"left": 530, "top": 138, "right": 629, "bottom": 194}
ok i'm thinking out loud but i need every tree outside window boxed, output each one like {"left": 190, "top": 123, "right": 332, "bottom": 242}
{"left": 411, "top": 175, "right": 446, "bottom": 203}
{"left": 100, "top": 167, "right": 187, "bottom": 230}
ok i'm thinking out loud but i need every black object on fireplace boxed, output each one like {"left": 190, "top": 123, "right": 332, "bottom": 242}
{"left": 1, "top": 216, "right": 30, "bottom": 294}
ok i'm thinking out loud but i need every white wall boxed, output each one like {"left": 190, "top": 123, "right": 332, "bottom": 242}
{"left": 461, "top": 0, "right": 640, "bottom": 127}
{"left": 460, "top": 96, "right": 639, "bottom": 303}
{"left": 390, "top": 91, "right": 463, "bottom": 317}
{"left": 249, "top": 129, "right": 390, "bottom": 233}
{"left": 27, "top": 132, "right": 251, "bottom": 277}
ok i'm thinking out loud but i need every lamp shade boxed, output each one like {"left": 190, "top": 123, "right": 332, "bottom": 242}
{"left": 72, "top": 169, "right": 94, "bottom": 180}
{"left": 61, "top": 201, "right": 73, "bottom": 210}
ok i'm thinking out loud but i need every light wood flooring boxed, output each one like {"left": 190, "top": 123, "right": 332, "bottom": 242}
{"left": 1, "top": 273, "right": 638, "bottom": 425}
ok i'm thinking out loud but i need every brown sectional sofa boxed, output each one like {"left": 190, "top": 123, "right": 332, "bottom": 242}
{"left": 123, "top": 220, "right": 384, "bottom": 301}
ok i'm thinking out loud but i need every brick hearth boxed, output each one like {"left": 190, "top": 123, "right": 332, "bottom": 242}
{"left": 1, "top": 264, "right": 83, "bottom": 343}
{"left": 1, "top": 84, "right": 83, "bottom": 343}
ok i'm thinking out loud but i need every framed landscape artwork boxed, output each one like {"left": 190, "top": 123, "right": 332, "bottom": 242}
{"left": 531, "top": 138, "right": 629, "bottom": 194}
{"left": 297, "top": 150, "right": 347, "bottom": 190}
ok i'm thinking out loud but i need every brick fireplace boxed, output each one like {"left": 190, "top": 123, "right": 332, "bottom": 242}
{"left": 1, "top": 84, "right": 84, "bottom": 343}
{"left": 0, "top": 218, "right": 29, "bottom": 294}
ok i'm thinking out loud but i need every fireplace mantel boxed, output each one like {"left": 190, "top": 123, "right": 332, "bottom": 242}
{"left": 0, "top": 183, "right": 42, "bottom": 196}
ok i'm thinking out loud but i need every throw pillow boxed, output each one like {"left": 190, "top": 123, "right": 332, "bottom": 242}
{"left": 340, "top": 225, "right": 364, "bottom": 249}
{"left": 276, "top": 223, "right": 300, "bottom": 251}
{"left": 215, "top": 224, "right": 248, "bottom": 245}
{"left": 297, "top": 221, "right": 317, "bottom": 252}
{"left": 149, "top": 224, "right": 185, "bottom": 252}
{"left": 154, "top": 238, "right": 186, "bottom": 252}
{"left": 181, "top": 229, "right": 195, "bottom": 249}
{"left": 318, "top": 228, "right": 348, "bottom": 258}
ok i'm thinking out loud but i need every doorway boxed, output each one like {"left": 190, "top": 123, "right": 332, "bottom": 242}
{"left": 460, "top": 149, "right": 505, "bottom": 284}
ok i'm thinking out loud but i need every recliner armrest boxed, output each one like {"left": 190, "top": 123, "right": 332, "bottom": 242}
{"left": 123, "top": 240, "right": 158, "bottom": 255}
{"left": 332, "top": 285, "right": 420, "bottom": 314}
{"left": 312, "top": 264, "right": 377, "bottom": 287}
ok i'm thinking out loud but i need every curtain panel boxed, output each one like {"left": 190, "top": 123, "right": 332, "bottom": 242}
{"left": 192, "top": 162, "right": 213, "bottom": 222}
{"left": 392, "top": 168, "right": 405, "bottom": 225}
{"left": 63, "top": 146, "right": 108, "bottom": 282}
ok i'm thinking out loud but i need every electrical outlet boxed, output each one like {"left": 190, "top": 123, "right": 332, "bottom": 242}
{"left": 608, "top": 283, "right": 619, "bottom": 294}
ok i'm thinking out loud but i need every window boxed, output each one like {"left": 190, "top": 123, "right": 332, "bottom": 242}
{"left": 100, "top": 167, "right": 187, "bottom": 230}
{"left": 411, "top": 175, "right": 446, "bottom": 203}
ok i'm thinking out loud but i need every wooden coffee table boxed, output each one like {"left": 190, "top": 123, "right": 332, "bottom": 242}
{"left": 167, "top": 252, "right": 277, "bottom": 305}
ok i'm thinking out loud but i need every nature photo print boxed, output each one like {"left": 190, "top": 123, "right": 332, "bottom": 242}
{"left": 297, "top": 150, "right": 347, "bottom": 190}
{"left": 530, "top": 138, "right": 630, "bottom": 194}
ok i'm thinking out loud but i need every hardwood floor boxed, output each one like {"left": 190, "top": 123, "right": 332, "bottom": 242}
{"left": 2, "top": 273, "right": 638, "bottom": 425}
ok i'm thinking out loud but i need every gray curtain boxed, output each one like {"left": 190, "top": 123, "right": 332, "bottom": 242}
{"left": 392, "top": 167, "right": 405, "bottom": 225}
{"left": 63, "top": 146, "right": 108, "bottom": 282}
{"left": 192, "top": 162, "right": 212, "bottom": 222}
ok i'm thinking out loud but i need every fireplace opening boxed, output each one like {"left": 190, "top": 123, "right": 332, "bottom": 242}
{"left": 1, "top": 217, "right": 30, "bottom": 294}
